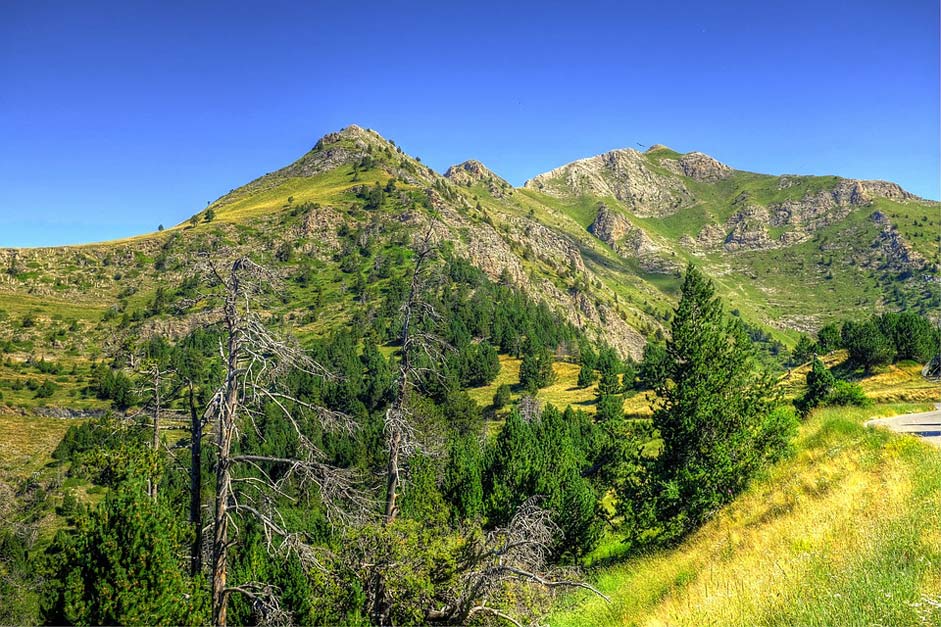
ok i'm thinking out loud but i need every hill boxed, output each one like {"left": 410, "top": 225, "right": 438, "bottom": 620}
{"left": 0, "top": 124, "right": 937, "bottom": 411}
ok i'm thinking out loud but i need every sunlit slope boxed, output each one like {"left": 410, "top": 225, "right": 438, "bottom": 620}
{"left": 548, "top": 402, "right": 941, "bottom": 626}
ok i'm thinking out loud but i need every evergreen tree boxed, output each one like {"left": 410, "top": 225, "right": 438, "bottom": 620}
{"left": 878, "top": 311, "right": 937, "bottom": 362}
{"left": 576, "top": 345, "right": 598, "bottom": 388}
{"left": 442, "top": 435, "right": 484, "bottom": 521}
{"left": 815, "top": 322, "right": 842, "bottom": 353}
{"left": 841, "top": 320, "right": 895, "bottom": 372}
{"left": 791, "top": 334, "right": 816, "bottom": 365}
{"left": 636, "top": 341, "right": 668, "bottom": 390}
{"left": 644, "top": 265, "right": 793, "bottom": 540}
{"left": 594, "top": 359, "right": 623, "bottom": 423}
{"left": 518, "top": 338, "right": 555, "bottom": 393}
{"left": 360, "top": 341, "right": 392, "bottom": 411}
{"left": 794, "top": 357, "right": 836, "bottom": 417}
{"left": 492, "top": 383, "right": 512, "bottom": 409}
{"left": 43, "top": 483, "right": 207, "bottom": 625}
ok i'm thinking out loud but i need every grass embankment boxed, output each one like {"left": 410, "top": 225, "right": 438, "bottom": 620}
{"left": 548, "top": 402, "right": 941, "bottom": 626}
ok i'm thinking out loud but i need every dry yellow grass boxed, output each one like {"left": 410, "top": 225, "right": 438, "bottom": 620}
{"left": 780, "top": 350, "right": 940, "bottom": 404}
{"left": 0, "top": 413, "right": 73, "bottom": 479}
{"left": 466, "top": 355, "right": 653, "bottom": 417}
{"left": 549, "top": 402, "right": 941, "bottom": 626}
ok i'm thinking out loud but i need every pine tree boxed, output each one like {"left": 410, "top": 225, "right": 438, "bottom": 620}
{"left": 791, "top": 334, "right": 816, "bottom": 365}
{"left": 647, "top": 265, "right": 793, "bottom": 539}
{"left": 594, "top": 360, "right": 623, "bottom": 422}
{"left": 42, "top": 483, "right": 207, "bottom": 625}
{"left": 841, "top": 320, "right": 895, "bottom": 372}
{"left": 794, "top": 357, "right": 836, "bottom": 416}
{"left": 576, "top": 345, "right": 597, "bottom": 388}
{"left": 519, "top": 338, "right": 555, "bottom": 393}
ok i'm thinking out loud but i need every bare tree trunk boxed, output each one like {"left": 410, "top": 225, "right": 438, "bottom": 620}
{"left": 383, "top": 426, "right": 402, "bottom": 522}
{"left": 212, "top": 289, "right": 241, "bottom": 627}
{"left": 188, "top": 382, "right": 203, "bottom": 576}
{"left": 384, "top": 247, "right": 420, "bottom": 524}
{"left": 149, "top": 367, "right": 161, "bottom": 500}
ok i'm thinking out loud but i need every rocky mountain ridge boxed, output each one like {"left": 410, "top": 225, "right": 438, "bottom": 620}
{"left": 1, "top": 125, "right": 937, "bottom": 365}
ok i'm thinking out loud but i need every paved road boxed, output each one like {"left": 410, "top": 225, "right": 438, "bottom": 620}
{"left": 865, "top": 404, "right": 941, "bottom": 448}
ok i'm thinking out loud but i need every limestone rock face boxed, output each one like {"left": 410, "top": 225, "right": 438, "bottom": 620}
{"left": 415, "top": 190, "right": 645, "bottom": 358}
{"left": 587, "top": 204, "right": 632, "bottom": 246}
{"left": 444, "top": 160, "right": 511, "bottom": 197}
{"left": 525, "top": 149, "right": 692, "bottom": 217}
{"left": 664, "top": 151, "right": 733, "bottom": 182}
{"left": 771, "top": 179, "right": 922, "bottom": 232}
{"left": 870, "top": 211, "right": 926, "bottom": 272}
{"left": 724, "top": 206, "right": 773, "bottom": 251}
{"left": 588, "top": 205, "right": 676, "bottom": 272}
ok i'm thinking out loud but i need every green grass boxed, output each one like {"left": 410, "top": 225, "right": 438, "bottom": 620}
{"left": 546, "top": 402, "right": 941, "bottom": 626}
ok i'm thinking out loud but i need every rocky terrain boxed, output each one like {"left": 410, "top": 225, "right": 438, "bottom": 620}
{"left": 0, "top": 126, "right": 937, "bottom": 368}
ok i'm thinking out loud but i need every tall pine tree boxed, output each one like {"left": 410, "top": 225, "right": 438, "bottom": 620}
{"left": 646, "top": 265, "right": 794, "bottom": 539}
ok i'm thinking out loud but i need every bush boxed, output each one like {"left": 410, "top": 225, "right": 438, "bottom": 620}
{"left": 826, "top": 380, "right": 870, "bottom": 407}
{"left": 492, "top": 384, "right": 511, "bottom": 409}
{"left": 34, "top": 380, "right": 57, "bottom": 399}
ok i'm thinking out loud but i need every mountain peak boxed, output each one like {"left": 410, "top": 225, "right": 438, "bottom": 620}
{"left": 314, "top": 124, "right": 390, "bottom": 151}
{"left": 444, "top": 160, "right": 508, "bottom": 186}
{"left": 666, "top": 151, "right": 733, "bottom": 182}
{"left": 445, "top": 159, "right": 511, "bottom": 197}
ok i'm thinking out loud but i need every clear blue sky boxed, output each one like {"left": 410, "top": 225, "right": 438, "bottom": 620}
{"left": 1, "top": 1, "right": 938, "bottom": 247}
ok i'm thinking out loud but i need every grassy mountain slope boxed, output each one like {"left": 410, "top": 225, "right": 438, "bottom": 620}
{"left": 0, "top": 125, "right": 937, "bottom": 415}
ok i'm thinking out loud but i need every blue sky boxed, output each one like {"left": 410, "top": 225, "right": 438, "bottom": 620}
{"left": 1, "top": 1, "right": 938, "bottom": 247}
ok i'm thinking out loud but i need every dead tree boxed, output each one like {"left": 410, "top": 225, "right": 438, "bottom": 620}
{"left": 424, "top": 498, "right": 609, "bottom": 626}
{"left": 137, "top": 361, "right": 172, "bottom": 500}
{"left": 202, "top": 256, "right": 365, "bottom": 627}
{"left": 186, "top": 376, "right": 208, "bottom": 575}
{"left": 383, "top": 224, "right": 445, "bottom": 524}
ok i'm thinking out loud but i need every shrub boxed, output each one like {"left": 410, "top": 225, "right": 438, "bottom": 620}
{"left": 34, "top": 380, "right": 57, "bottom": 399}
{"left": 826, "top": 380, "right": 870, "bottom": 407}
{"left": 492, "top": 384, "right": 511, "bottom": 409}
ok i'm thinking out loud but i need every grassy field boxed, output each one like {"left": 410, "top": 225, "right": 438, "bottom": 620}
{"left": 0, "top": 413, "right": 73, "bottom": 480}
{"left": 547, "top": 402, "right": 941, "bottom": 626}
{"left": 466, "top": 354, "right": 654, "bottom": 417}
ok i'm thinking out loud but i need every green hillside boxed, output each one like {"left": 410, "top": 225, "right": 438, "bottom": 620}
{"left": 0, "top": 125, "right": 938, "bottom": 626}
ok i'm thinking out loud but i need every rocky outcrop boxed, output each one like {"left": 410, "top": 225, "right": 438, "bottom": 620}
{"left": 444, "top": 160, "right": 510, "bottom": 197}
{"left": 870, "top": 211, "right": 926, "bottom": 272}
{"left": 525, "top": 149, "right": 693, "bottom": 217}
{"left": 413, "top": 189, "right": 644, "bottom": 358}
{"left": 280, "top": 125, "right": 388, "bottom": 178}
{"left": 587, "top": 204, "right": 631, "bottom": 246}
{"left": 588, "top": 205, "right": 676, "bottom": 272}
{"left": 293, "top": 205, "right": 345, "bottom": 256}
{"left": 724, "top": 206, "right": 773, "bottom": 251}
{"left": 663, "top": 151, "right": 733, "bottom": 182}
{"left": 771, "top": 179, "right": 922, "bottom": 232}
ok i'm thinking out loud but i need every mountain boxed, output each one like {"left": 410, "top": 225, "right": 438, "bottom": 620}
{"left": 0, "top": 125, "right": 937, "bottom": 389}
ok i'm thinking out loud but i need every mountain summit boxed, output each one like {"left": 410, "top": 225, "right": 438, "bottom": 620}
{"left": 0, "top": 125, "right": 936, "bottom": 360}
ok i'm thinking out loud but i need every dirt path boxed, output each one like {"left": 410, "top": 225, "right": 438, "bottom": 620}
{"left": 865, "top": 404, "right": 941, "bottom": 448}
